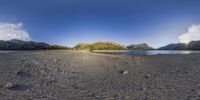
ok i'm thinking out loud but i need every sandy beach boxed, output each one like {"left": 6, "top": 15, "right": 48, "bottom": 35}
{"left": 0, "top": 50, "right": 200, "bottom": 100}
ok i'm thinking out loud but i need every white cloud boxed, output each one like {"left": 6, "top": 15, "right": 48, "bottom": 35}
{"left": 179, "top": 24, "right": 200, "bottom": 43}
{"left": 0, "top": 22, "right": 31, "bottom": 41}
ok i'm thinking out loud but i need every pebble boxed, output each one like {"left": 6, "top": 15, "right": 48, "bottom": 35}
{"left": 3, "top": 82, "right": 18, "bottom": 89}
{"left": 33, "top": 61, "right": 40, "bottom": 66}
{"left": 145, "top": 74, "right": 151, "bottom": 78}
{"left": 118, "top": 70, "right": 128, "bottom": 75}
{"left": 122, "top": 70, "right": 128, "bottom": 75}
{"left": 16, "top": 70, "right": 30, "bottom": 77}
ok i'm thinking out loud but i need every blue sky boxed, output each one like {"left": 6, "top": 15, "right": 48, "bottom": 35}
{"left": 0, "top": 0, "right": 200, "bottom": 48}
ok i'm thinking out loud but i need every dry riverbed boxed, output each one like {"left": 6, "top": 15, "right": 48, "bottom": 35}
{"left": 0, "top": 50, "right": 200, "bottom": 100}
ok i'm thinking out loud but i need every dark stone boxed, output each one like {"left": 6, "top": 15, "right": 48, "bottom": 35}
{"left": 16, "top": 71, "right": 31, "bottom": 78}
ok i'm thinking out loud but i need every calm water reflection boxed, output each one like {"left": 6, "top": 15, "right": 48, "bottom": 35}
{"left": 0, "top": 51, "right": 16, "bottom": 53}
{"left": 105, "top": 50, "right": 200, "bottom": 56}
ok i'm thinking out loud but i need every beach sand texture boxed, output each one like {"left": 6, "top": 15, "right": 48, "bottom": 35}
{"left": 0, "top": 50, "right": 200, "bottom": 100}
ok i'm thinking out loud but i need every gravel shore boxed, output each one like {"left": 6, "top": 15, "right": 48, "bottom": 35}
{"left": 0, "top": 50, "right": 200, "bottom": 100}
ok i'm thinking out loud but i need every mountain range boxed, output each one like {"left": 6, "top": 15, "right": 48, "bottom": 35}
{"left": 0, "top": 39, "right": 68, "bottom": 50}
{"left": 127, "top": 43, "right": 154, "bottom": 50}
{"left": 1, "top": 39, "right": 200, "bottom": 50}
{"left": 159, "top": 40, "right": 200, "bottom": 50}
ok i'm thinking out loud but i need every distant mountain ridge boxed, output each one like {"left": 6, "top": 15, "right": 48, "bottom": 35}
{"left": 2, "top": 39, "right": 200, "bottom": 50}
{"left": 127, "top": 43, "right": 153, "bottom": 50}
{"left": 159, "top": 40, "right": 200, "bottom": 50}
{"left": 0, "top": 39, "right": 50, "bottom": 50}
{"left": 159, "top": 43, "right": 187, "bottom": 50}
{"left": 0, "top": 39, "right": 69, "bottom": 50}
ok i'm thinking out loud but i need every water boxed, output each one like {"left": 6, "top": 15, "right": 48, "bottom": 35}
{"left": 0, "top": 51, "right": 16, "bottom": 53}
{"left": 102, "top": 50, "right": 200, "bottom": 56}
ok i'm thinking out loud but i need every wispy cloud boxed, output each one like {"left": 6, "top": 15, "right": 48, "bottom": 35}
{"left": 0, "top": 22, "right": 31, "bottom": 41}
{"left": 179, "top": 24, "right": 200, "bottom": 43}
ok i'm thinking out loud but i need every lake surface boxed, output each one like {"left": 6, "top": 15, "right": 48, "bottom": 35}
{"left": 0, "top": 51, "right": 16, "bottom": 53}
{"left": 101, "top": 50, "right": 200, "bottom": 56}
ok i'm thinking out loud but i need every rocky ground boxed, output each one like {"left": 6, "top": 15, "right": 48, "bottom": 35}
{"left": 0, "top": 50, "right": 200, "bottom": 100}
